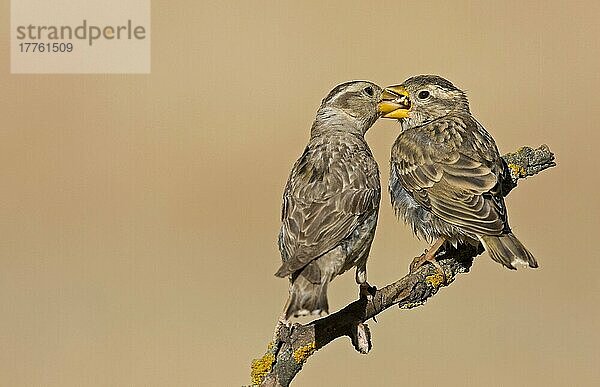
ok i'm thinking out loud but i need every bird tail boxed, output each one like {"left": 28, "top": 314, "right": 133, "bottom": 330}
{"left": 480, "top": 233, "right": 538, "bottom": 270}
{"left": 284, "top": 272, "right": 330, "bottom": 320}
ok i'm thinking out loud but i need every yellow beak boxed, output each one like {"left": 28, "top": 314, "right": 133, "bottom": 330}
{"left": 378, "top": 85, "right": 411, "bottom": 119}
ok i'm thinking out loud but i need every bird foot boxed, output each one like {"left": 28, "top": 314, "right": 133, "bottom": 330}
{"left": 409, "top": 254, "right": 447, "bottom": 285}
{"left": 359, "top": 282, "right": 377, "bottom": 301}
{"left": 359, "top": 282, "right": 378, "bottom": 322}
{"left": 409, "top": 252, "right": 426, "bottom": 273}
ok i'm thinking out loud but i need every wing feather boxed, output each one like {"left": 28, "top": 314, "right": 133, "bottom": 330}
{"left": 277, "top": 137, "right": 380, "bottom": 276}
{"left": 391, "top": 116, "right": 507, "bottom": 236}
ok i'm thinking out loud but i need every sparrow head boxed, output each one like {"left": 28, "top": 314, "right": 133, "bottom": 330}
{"left": 316, "top": 80, "right": 383, "bottom": 133}
{"left": 379, "top": 75, "right": 469, "bottom": 128}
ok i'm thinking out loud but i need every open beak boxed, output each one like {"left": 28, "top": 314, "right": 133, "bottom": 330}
{"left": 378, "top": 85, "right": 411, "bottom": 119}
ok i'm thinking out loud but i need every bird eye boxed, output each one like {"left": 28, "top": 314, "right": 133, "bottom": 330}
{"left": 363, "top": 86, "right": 374, "bottom": 96}
{"left": 417, "top": 90, "right": 430, "bottom": 99}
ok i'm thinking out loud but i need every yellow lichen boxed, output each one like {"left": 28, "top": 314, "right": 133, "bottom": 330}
{"left": 426, "top": 272, "right": 445, "bottom": 288}
{"left": 508, "top": 163, "right": 526, "bottom": 177}
{"left": 250, "top": 352, "right": 275, "bottom": 385}
{"left": 293, "top": 342, "right": 316, "bottom": 364}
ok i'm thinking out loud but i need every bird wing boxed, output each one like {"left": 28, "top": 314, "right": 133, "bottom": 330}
{"left": 277, "top": 140, "right": 380, "bottom": 277}
{"left": 391, "top": 117, "right": 507, "bottom": 236}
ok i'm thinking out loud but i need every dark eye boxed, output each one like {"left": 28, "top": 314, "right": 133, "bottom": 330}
{"left": 363, "top": 86, "right": 374, "bottom": 96}
{"left": 417, "top": 90, "right": 430, "bottom": 99}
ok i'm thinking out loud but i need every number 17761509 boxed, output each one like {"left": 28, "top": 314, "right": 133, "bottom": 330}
{"left": 19, "top": 42, "right": 73, "bottom": 53}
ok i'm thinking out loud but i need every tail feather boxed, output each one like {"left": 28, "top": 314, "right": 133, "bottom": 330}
{"left": 274, "top": 264, "right": 291, "bottom": 278}
{"left": 480, "top": 233, "right": 538, "bottom": 270}
{"left": 284, "top": 273, "right": 330, "bottom": 320}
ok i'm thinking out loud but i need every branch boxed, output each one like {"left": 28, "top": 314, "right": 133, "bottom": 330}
{"left": 251, "top": 144, "right": 556, "bottom": 387}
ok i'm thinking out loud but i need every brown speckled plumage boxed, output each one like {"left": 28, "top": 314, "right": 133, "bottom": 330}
{"left": 275, "top": 81, "right": 382, "bottom": 319}
{"left": 386, "top": 75, "right": 538, "bottom": 270}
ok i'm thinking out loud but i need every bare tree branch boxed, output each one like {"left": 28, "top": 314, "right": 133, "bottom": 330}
{"left": 251, "top": 144, "right": 556, "bottom": 387}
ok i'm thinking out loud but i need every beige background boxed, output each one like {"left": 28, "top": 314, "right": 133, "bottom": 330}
{"left": 1, "top": 1, "right": 599, "bottom": 386}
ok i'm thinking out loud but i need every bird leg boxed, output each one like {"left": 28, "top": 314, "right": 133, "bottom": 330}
{"left": 356, "top": 268, "right": 378, "bottom": 321}
{"left": 410, "top": 237, "right": 447, "bottom": 283}
{"left": 356, "top": 267, "right": 376, "bottom": 300}
{"left": 358, "top": 281, "right": 378, "bottom": 322}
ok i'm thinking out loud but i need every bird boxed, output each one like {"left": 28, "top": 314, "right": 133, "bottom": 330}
{"left": 378, "top": 75, "right": 538, "bottom": 276}
{"left": 275, "top": 81, "right": 383, "bottom": 320}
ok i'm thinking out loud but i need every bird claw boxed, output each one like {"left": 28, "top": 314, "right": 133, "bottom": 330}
{"left": 409, "top": 253, "right": 427, "bottom": 273}
{"left": 409, "top": 254, "right": 447, "bottom": 285}
{"left": 359, "top": 283, "right": 379, "bottom": 322}
{"left": 359, "top": 282, "right": 377, "bottom": 301}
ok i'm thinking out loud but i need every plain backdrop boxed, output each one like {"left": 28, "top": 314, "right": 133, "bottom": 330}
{"left": 1, "top": 1, "right": 599, "bottom": 386}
